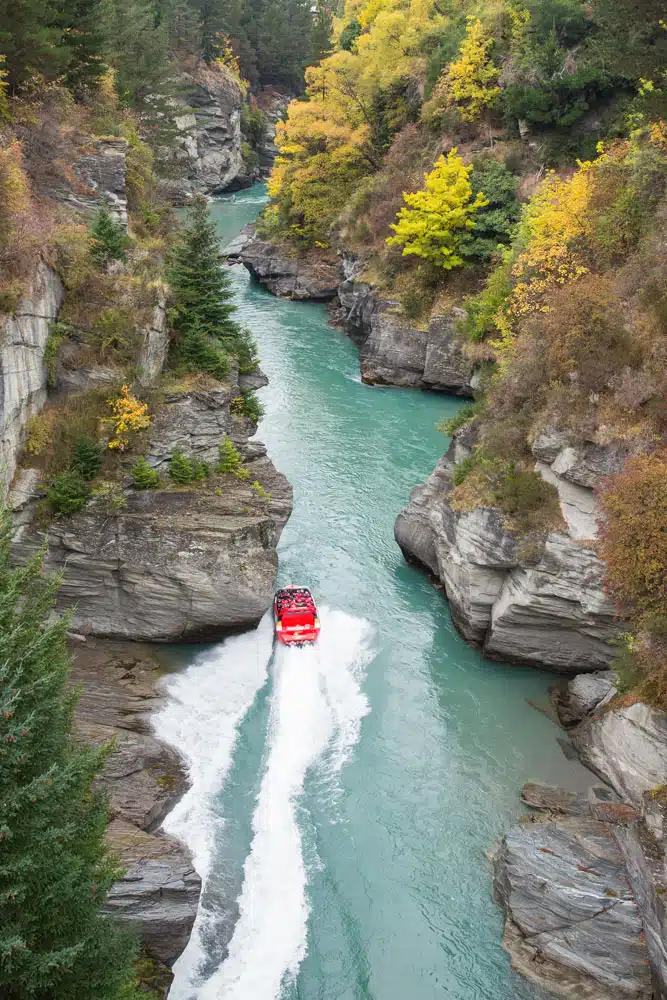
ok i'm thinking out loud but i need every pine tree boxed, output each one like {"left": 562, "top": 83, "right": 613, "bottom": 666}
{"left": 0, "top": 510, "right": 139, "bottom": 999}
{"left": 0, "top": 0, "right": 64, "bottom": 91}
{"left": 90, "top": 205, "right": 128, "bottom": 267}
{"left": 167, "top": 195, "right": 239, "bottom": 342}
{"left": 168, "top": 449, "right": 194, "bottom": 484}
{"left": 131, "top": 455, "right": 161, "bottom": 489}
{"left": 217, "top": 434, "right": 241, "bottom": 474}
{"left": 58, "top": 0, "right": 108, "bottom": 97}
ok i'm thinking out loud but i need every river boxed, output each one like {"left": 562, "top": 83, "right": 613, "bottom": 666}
{"left": 155, "top": 186, "right": 589, "bottom": 1000}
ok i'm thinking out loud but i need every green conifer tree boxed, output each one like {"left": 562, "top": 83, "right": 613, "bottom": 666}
{"left": 168, "top": 449, "right": 194, "bottom": 484}
{"left": 0, "top": 0, "right": 64, "bottom": 91}
{"left": 58, "top": 0, "right": 108, "bottom": 96}
{"left": 0, "top": 510, "right": 139, "bottom": 999}
{"left": 167, "top": 195, "right": 240, "bottom": 343}
{"left": 90, "top": 205, "right": 128, "bottom": 267}
{"left": 131, "top": 455, "right": 161, "bottom": 489}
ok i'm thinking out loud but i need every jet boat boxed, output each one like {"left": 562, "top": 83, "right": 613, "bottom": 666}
{"left": 273, "top": 586, "right": 320, "bottom": 645}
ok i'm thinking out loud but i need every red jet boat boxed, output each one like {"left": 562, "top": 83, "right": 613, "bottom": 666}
{"left": 274, "top": 586, "right": 320, "bottom": 646}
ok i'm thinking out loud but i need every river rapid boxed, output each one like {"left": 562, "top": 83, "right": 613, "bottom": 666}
{"left": 155, "top": 187, "right": 589, "bottom": 1000}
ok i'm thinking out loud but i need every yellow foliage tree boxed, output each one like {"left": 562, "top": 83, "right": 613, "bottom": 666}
{"left": 104, "top": 385, "right": 151, "bottom": 451}
{"left": 386, "top": 149, "right": 488, "bottom": 269}
{"left": 447, "top": 17, "right": 501, "bottom": 122}
{"left": 488, "top": 160, "right": 597, "bottom": 369}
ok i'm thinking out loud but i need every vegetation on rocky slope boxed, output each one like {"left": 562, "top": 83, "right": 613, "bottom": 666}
{"left": 262, "top": 0, "right": 667, "bottom": 701}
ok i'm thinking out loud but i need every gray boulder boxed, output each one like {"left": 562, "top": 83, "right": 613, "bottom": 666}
{"left": 573, "top": 703, "right": 667, "bottom": 807}
{"left": 238, "top": 235, "right": 339, "bottom": 300}
{"left": 532, "top": 428, "right": 639, "bottom": 490}
{"left": 554, "top": 671, "right": 618, "bottom": 727}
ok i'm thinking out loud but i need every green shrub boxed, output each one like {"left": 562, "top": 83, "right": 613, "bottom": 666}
{"left": 131, "top": 456, "right": 161, "bottom": 489}
{"left": 217, "top": 435, "right": 242, "bottom": 474}
{"left": 72, "top": 436, "right": 103, "bottom": 481}
{"left": 240, "top": 390, "right": 264, "bottom": 423}
{"left": 191, "top": 458, "right": 210, "bottom": 481}
{"left": 90, "top": 480, "right": 127, "bottom": 510}
{"left": 44, "top": 322, "right": 71, "bottom": 387}
{"left": 438, "top": 403, "right": 479, "bottom": 436}
{"left": 168, "top": 450, "right": 194, "bottom": 484}
{"left": 492, "top": 464, "right": 557, "bottom": 521}
{"left": 251, "top": 480, "right": 271, "bottom": 502}
{"left": 452, "top": 454, "right": 476, "bottom": 486}
{"left": 47, "top": 470, "right": 90, "bottom": 515}
{"left": 89, "top": 206, "right": 129, "bottom": 268}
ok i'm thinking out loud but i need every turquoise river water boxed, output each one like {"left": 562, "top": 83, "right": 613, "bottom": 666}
{"left": 155, "top": 187, "right": 589, "bottom": 1000}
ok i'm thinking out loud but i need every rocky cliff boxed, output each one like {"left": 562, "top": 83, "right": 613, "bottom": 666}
{"left": 163, "top": 63, "right": 244, "bottom": 200}
{"left": 231, "top": 233, "right": 475, "bottom": 390}
{"left": 0, "top": 263, "right": 64, "bottom": 495}
{"left": 338, "top": 271, "right": 475, "bottom": 393}
{"left": 71, "top": 639, "right": 201, "bottom": 996}
{"left": 13, "top": 368, "right": 292, "bottom": 642}
{"left": 494, "top": 672, "right": 667, "bottom": 1000}
{"left": 394, "top": 430, "right": 619, "bottom": 672}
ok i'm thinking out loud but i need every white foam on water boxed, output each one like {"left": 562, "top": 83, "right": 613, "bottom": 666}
{"left": 153, "top": 616, "right": 274, "bottom": 996}
{"left": 198, "top": 607, "right": 372, "bottom": 1000}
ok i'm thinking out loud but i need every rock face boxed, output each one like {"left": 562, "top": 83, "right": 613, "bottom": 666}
{"left": 394, "top": 452, "right": 618, "bottom": 672}
{"left": 46, "top": 137, "right": 129, "bottom": 225}
{"left": 14, "top": 367, "right": 292, "bottom": 641}
{"left": 0, "top": 263, "right": 64, "bottom": 494}
{"left": 494, "top": 793, "right": 653, "bottom": 1000}
{"left": 71, "top": 641, "right": 201, "bottom": 990}
{"left": 234, "top": 230, "right": 339, "bottom": 300}
{"left": 164, "top": 64, "right": 244, "bottom": 199}
{"left": 573, "top": 703, "right": 667, "bottom": 808}
{"left": 338, "top": 277, "right": 475, "bottom": 393}
{"left": 532, "top": 428, "right": 639, "bottom": 490}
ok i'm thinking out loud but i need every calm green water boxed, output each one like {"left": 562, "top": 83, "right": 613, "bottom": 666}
{"left": 156, "top": 187, "right": 590, "bottom": 1000}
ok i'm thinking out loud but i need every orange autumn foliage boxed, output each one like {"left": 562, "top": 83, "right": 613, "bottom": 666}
{"left": 597, "top": 450, "right": 667, "bottom": 620}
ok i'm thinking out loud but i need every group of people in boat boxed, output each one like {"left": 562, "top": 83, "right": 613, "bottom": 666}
{"left": 276, "top": 588, "right": 315, "bottom": 614}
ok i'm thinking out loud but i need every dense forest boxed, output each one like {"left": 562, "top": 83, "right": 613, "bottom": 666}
{"left": 261, "top": 0, "right": 667, "bottom": 707}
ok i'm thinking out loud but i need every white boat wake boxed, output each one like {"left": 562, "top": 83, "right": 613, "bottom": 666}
{"left": 155, "top": 608, "right": 373, "bottom": 1000}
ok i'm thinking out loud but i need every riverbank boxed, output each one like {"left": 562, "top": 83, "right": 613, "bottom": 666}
{"left": 226, "top": 227, "right": 475, "bottom": 393}
{"left": 69, "top": 638, "right": 200, "bottom": 997}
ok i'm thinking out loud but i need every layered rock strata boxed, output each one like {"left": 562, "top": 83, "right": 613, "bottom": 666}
{"left": 13, "top": 373, "right": 292, "bottom": 642}
{"left": 71, "top": 640, "right": 201, "bottom": 995}
{"left": 231, "top": 228, "right": 339, "bottom": 300}
{"left": 496, "top": 673, "right": 667, "bottom": 1000}
{"left": 338, "top": 276, "right": 475, "bottom": 393}
{"left": 164, "top": 64, "right": 244, "bottom": 199}
{"left": 394, "top": 444, "right": 618, "bottom": 672}
{"left": 0, "top": 263, "right": 64, "bottom": 494}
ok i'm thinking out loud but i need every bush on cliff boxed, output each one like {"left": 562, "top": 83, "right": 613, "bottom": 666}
{"left": 131, "top": 455, "right": 161, "bottom": 489}
{"left": 0, "top": 509, "right": 140, "bottom": 999}
{"left": 46, "top": 469, "right": 90, "bottom": 515}
{"left": 90, "top": 206, "right": 129, "bottom": 268}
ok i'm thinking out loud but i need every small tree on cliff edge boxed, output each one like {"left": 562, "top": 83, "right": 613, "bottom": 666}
{"left": 0, "top": 509, "right": 139, "bottom": 1000}
{"left": 167, "top": 195, "right": 242, "bottom": 351}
